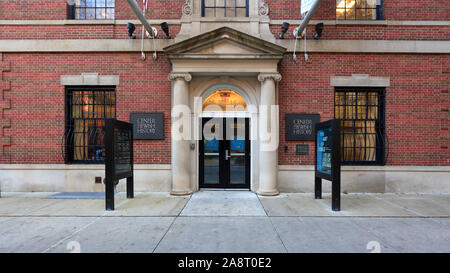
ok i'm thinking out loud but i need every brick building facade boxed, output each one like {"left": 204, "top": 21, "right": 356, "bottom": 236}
{"left": 0, "top": 0, "right": 448, "bottom": 194}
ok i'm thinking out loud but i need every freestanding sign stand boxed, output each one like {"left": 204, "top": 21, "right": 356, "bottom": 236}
{"left": 314, "top": 119, "right": 341, "bottom": 211}
{"left": 104, "top": 119, "right": 134, "bottom": 211}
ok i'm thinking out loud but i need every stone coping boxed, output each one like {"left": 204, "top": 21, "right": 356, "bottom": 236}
{"left": 0, "top": 164, "right": 449, "bottom": 172}
{"left": 0, "top": 19, "right": 449, "bottom": 26}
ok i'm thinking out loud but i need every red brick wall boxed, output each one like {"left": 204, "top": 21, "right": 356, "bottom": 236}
{"left": 0, "top": 0, "right": 182, "bottom": 20}
{"left": 2, "top": 52, "right": 448, "bottom": 166}
{"left": 0, "top": 24, "right": 181, "bottom": 39}
{"left": 384, "top": 0, "right": 450, "bottom": 21}
{"left": 278, "top": 53, "right": 449, "bottom": 166}
{"left": 0, "top": 0, "right": 66, "bottom": 20}
{"left": 115, "top": 0, "right": 183, "bottom": 20}
{"left": 266, "top": 0, "right": 450, "bottom": 21}
{"left": 270, "top": 25, "right": 450, "bottom": 41}
{"left": 0, "top": 53, "right": 11, "bottom": 163}
{"left": 2, "top": 53, "right": 172, "bottom": 164}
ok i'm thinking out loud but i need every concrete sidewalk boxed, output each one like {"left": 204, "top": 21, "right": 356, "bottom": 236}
{"left": 0, "top": 191, "right": 448, "bottom": 253}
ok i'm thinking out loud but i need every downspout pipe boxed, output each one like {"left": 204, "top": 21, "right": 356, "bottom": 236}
{"left": 295, "top": 0, "right": 324, "bottom": 38}
{"left": 125, "top": 0, "right": 155, "bottom": 38}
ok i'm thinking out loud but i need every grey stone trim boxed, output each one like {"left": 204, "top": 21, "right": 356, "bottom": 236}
{"left": 168, "top": 72, "right": 192, "bottom": 82}
{"left": 258, "top": 73, "right": 282, "bottom": 82}
{"left": 0, "top": 19, "right": 181, "bottom": 25}
{"left": 270, "top": 19, "right": 450, "bottom": 26}
{"left": 0, "top": 39, "right": 448, "bottom": 54}
{"left": 330, "top": 74, "right": 390, "bottom": 87}
{"left": 60, "top": 73, "right": 120, "bottom": 86}
{"left": 1, "top": 19, "right": 448, "bottom": 26}
{"left": 278, "top": 165, "right": 450, "bottom": 172}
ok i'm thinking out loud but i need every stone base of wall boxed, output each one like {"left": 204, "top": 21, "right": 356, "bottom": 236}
{"left": 279, "top": 165, "right": 450, "bottom": 194}
{"left": 1, "top": 164, "right": 449, "bottom": 194}
{"left": 0, "top": 164, "right": 172, "bottom": 193}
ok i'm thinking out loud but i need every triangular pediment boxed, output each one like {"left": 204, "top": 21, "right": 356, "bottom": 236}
{"left": 164, "top": 27, "right": 286, "bottom": 60}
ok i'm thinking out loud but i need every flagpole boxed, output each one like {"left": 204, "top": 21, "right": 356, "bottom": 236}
{"left": 141, "top": 5, "right": 146, "bottom": 60}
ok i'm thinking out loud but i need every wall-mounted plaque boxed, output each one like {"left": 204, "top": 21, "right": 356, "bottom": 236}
{"left": 285, "top": 114, "right": 320, "bottom": 141}
{"left": 130, "top": 113, "right": 164, "bottom": 140}
{"left": 296, "top": 144, "right": 309, "bottom": 155}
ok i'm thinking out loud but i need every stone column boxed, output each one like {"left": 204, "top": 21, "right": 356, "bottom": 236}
{"left": 257, "top": 73, "right": 282, "bottom": 196}
{"left": 169, "top": 72, "right": 192, "bottom": 196}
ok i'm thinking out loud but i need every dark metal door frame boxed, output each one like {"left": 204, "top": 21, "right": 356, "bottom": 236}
{"left": 199, "top": 117, "right": 250, "bottom": 189}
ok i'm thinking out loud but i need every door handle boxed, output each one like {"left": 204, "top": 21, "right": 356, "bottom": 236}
{"left": 225, "top": 150, "right": 231, "bottom": 160}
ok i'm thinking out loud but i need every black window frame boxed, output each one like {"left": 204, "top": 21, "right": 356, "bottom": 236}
{"left": 65, "top": 86, "right": 116, "bottom": 164}
{"left": 68, "top": 0, "right": 115, "bottom": 20}
{"left": 202, "top": 0, "right": 249, "bottom": 17}
{"left": 334, "top": 87, "right": 386, "bottom": 166}
{"left": 336, "top": 0, "right": 384, "bottom": 20}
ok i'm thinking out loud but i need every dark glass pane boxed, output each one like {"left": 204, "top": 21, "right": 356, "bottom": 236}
{"left": 237, "top": 8, "right": 246, "bottom": 17}
{"left": 356, "top": 8, "right": 366, "bottom": 19}
{"left": 367, "top": 8, "right": 376, "bottom": 19}
{"left": 226, "top": 7, "right": 235, "bottom": 17}
{"left": 216, "top": 7, "right": 225, "bottom": 17}
{"left": 226, "top": 0, "right": 236, "bottom": 8}
{"left": 205, "top": 0, "right": 214, "bottom": 7}
{"left": 336, "top": 9, "right": 345, "bottom": 19}
{"left": 86, "top": 8, "right": 95, "bottom": 19}
{"left": 345, "top": 8, "right": 355, "bottom": 19}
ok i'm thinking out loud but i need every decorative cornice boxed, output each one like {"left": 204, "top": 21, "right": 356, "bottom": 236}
{"left": 168, "top": 72, "right": 192, "bottom": 82}
{"left": 258, "top": 73, "right": 282, "bottom": 83}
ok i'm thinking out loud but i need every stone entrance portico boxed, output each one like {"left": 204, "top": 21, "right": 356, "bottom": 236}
{"left": 165, "top": 27, "right": 286, "bottom": 195}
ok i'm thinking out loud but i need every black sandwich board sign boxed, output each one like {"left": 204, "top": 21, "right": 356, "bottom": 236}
{"left": 104, "top": 119, "right": 134, "bottom": 211}
{"left": 314, "top": 119, "right": 341, "bottom": 211}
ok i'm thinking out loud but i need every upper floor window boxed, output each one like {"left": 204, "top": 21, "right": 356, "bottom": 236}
{"left": 68, "top": 0, "right": 115, "bottom": 20}
{"left": 336, "top": 0, "right": 383, "bottom": 20}
{"left": 202, "top": 0, "right": 249, "bottom": 17}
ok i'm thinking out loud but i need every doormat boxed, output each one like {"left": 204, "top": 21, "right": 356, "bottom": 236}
{"left": 45, "top": 192, "right": 106, "bottom": 199}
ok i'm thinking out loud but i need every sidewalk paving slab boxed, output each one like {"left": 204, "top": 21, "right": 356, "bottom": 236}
{"left": 270, "top": 217, "right": 398, "bottom": 253}
{"left": 0, "top": 217, "right": 95, "bottom": 253}
{"left": 374, "top": 194, "right": 450, "bottom": 217}
{"left": 180, "top": 191, "right": 266, "bottom": 216}
{"left": 258, "top": 193, "right": 338, "bottom": 216}
{"left": 350, "top": 218, "right": 450, "bottom": 253}
{"left": 154, "top": 216, "right": 286, "bottom": 253}
{"left": 47, "top": 217, "right": 175, "bottom": 253}
{"left": 259, "top": 193, "right": 418, "bottom": 217}
{"left": 110, "top": 193, "right": 190, "bottom": 217}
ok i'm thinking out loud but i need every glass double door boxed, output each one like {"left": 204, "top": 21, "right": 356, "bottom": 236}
{"left": 199, "top": 118, "right": 250, "bottom": 189}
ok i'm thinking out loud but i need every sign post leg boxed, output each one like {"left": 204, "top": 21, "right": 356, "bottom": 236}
{"left": 332, "top": 177, "right": 341, "bottom": 211}
{"left": 314, "top": 176, "right": 322, "bottom": 199}
{"left": 127, "top": 176, "right": 134, "bottom": 199}
{"left": 105, "top": 178, "right": 115, "bottom": 211}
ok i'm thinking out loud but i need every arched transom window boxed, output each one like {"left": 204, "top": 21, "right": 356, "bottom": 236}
{"left": 203, "top": 90, "right": 247, "bottom": 111}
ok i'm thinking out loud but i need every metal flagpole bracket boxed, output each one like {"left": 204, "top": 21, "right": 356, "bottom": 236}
{"left": 292, "top": 0, "right": 324, "bottom": 62}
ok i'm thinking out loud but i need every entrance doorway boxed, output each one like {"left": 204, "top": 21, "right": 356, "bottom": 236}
{"left": 199, "top": 118, "right": 250, "bottom": 189}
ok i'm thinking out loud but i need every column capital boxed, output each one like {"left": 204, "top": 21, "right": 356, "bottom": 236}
{"left": 258, "top": 73, "right": 282, "bottom": 83}
{"left": 169, "top": 72, "right": 192, "bottom": 82}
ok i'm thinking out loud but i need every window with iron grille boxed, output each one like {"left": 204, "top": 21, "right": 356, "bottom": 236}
{"left": 202, "top": 0, "right": 249, "bottom": 17}
{"left": 334, "top": 87, "right": 385, "bottom": 165}
{"left": 336, "top": 0, "right": 383, "bottom": 20}
{"left": 65, "top": 87, "right": 116, "bottom": 164}
{"left": 70, "top": 0, "right": 115, "bottom": 20}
